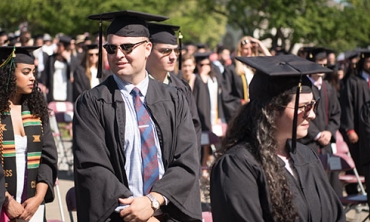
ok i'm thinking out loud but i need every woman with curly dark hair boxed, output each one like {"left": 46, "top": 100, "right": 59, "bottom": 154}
{"left": 0, "top": 46, "right": 57, "bottom": 221}
{"left": 210, "top": 55, "right": 345, "bottom": 222}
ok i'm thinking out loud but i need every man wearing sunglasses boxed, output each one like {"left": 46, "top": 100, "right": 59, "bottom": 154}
{"left": 146, "top": 23, "right": 202, "bottom": 163}
{"left": 73, "top": 11, "right": 202, "bottom": 222}
{"left": 298, "top": 47, "right": 342, "bottom": 196}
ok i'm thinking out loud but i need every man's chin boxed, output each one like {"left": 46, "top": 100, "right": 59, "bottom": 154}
{"left": 167, "top": 64, "right": 175, "bottom": 70}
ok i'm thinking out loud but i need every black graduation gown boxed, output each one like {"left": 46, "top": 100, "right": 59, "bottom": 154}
{"left": 41, "top": 54, "right": 73, "bottom": 103}
{"left": 361, "top": 101, "right": 370, "bottom": 206}
{"left": 210, "top": 142, "right": 345, "bottom": 222}
{"left": 167, "top": 73, "right": 202, "bottom": 160}
{"left": 340, "top": 74, "right": 370, "bottom": 166}
{"left": 73, "top": 76, "right": 202, "bottom": 222}
{"left": 360, "top": 101, "right": 370, "bottom": 158}
{"left": 222, "top": 64, "right": 244, "bottom": 123}
{"left": 192, "top": 74, "right": 225, "bottom": 132}
{"left": 299, "top": 80, "right": 341, "bottom": 153}
{"left": 72, "top": 65, "right": 111, "bottom": 102}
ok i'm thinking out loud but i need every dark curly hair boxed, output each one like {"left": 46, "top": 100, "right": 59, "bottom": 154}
{"left": 218, "top": 90, "right": 298, "bottom": 222}
{"left": 0, "top": 62, "right": 49, "bottom": 124}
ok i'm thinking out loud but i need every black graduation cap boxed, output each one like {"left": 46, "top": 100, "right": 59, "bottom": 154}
{"left": 196, "top": 43, "right": 207, "bottom": 50}
{"left": 193, "top": 52, "right": 212, "bottom": 63}
{"left": 359, "top": 49, "right": 370, "bottom": 59}
{"left": 88, "top": 10, "right": 168, "bottom": 37}
{"left": 235, "top": 54, "right": 332, "bottom": 153}
{"left": 58, "top": 35, "right": 72, "bottom": 44}
{"left": 345, "top": 49, "right": 361, "bottom": 60}
{"left": 305, "top": 47, "right": 333, "bottom": 61}
{"left": 84, "top": 43, "right": 99, "bottom": 51}
{"left": 88, "top": 10, "right": 168, "bottom": 78}
{"left": 0, "top": 46, "right": 39, "bottom": 66}
{"left": 148, "top": 23, "right": 180, "bottom": 45}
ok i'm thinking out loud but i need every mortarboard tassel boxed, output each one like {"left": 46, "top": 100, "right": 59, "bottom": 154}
{"left": 178, "top": 30, "right": 183, "bottom": 71}
{"left": 0, "top": 47, "right": 15, "bottom": 69}
{"left": 97, "top": 16, "right": 103, "bottom": 78}
{"left": 0, "top": 47, "right": 17, "bottom": 92}
{"left": 283, "top": 62, "right": 303, "bottom": 154}
{"left": 291, "top": 79, "right": 302, "bottom": 154}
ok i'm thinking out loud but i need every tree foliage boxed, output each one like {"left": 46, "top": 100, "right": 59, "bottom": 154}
{"left": 1, "top": 0, "right": 369, "bottom": 52}
{"left": 205, "top": 0, "right": 370, "bottom": 53}
{"left": 0, "top": 0, "right": 226, "bottom": 48}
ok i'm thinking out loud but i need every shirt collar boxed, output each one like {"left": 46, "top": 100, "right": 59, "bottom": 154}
{"left": 149, "top": 72, "right": 171, "bottom": 85}
{"left": 307, "top": 75, "right": 322, "bottom": 86}
{"left": 113, "top": 72, "right": 150, "bottom": 96}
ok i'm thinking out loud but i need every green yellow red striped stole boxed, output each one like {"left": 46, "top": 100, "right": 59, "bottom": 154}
{"left": 22, "top": 111, "right": 42, "bottom": 169}
{"left": 1, "top": 105, "right": 43, "bottom": 202}
{"left": 27, "top": 152, "right": 42, "bottom": 169}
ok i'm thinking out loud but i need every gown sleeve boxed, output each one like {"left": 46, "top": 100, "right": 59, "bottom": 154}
{"left": 37, "top": 121, "right": 58, "bottom": 203}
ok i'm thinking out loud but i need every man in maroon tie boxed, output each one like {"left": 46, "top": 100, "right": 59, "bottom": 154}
{"left": 298, "top": 47, "right": 342, "bottom": 196}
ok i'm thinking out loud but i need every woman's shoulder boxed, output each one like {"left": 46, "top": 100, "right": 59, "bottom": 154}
{"left": 293, "top": 142, "right": 321, "bottom": 164}
{"left": 211, "top": 144, "right": 266, "bottom": 184}
{"left": 214, "top": 144, "right": 261, "bottom": 170}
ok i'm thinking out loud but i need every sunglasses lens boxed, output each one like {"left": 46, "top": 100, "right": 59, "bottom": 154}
{"left": 120, "top": 44, "right": 135, "bottom": 54}
{"left": 159, "top": 48, "right": 180, "bottom": 56}
{"left": 103, "top": 41, "right": 146, "bottom": 55}
{"left": 160, "top": 48, "right": 172, "bottom": 56}
{"left": 104, "top": 45, "right": 117, "bottom": 54}
{"left": 303, "top": 101, "right": 315, "bottom": 118}
{"left": 307, "top": 103, "right": 313, "bottom": 112}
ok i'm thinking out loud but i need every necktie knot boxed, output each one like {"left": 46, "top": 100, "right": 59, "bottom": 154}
{"left": 131, "top": 87, "right": 141, "bottom": 97}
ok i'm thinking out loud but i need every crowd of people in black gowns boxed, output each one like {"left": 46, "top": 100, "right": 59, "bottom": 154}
{"left": 0, "top": 18, "right": 370, "bottom": 221}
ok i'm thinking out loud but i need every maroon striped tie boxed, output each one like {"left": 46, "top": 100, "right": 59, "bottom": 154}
{"left": 131, "top": 87, "right": 159, "bottom": 194}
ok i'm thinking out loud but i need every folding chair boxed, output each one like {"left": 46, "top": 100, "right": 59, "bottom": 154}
{"left": 55, "top": 178, "right": 66, "bottom": 222}
{"left": 48, "top": 101, "right": 74, "bottom": 139}
{"left": 320, "top": 131, "right": 369, "bottom": 221}
{"left": 202, "top": 211, "right": 213, "bottom": 222}
{"left": 201, "top": 131, "right": 221, "bottom": 146}
{"left": 48, "top": 101, "right": 74, "bottom": 174}
{"left": 337, "top": 153, "right": 368, "bottom": 221}
{"left": 66, "top": 187, "right": 76, "bottom": 222}
{"left": 47, "top": 178, "right": 66, "bottom": 222}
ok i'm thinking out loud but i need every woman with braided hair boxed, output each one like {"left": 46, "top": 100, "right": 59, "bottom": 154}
{"left": 210, "top": 55, "right": 344, "bottom": 222}
{"left": 0, "top": 46, "right": 57, "bottom": 221}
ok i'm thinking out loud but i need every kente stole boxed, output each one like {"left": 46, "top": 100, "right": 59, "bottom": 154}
{"left": 1, "top": 104, "right": 43, "bottom": 202}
